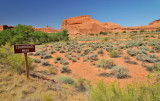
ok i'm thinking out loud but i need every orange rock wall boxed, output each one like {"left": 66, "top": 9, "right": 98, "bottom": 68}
{"left": 61, "top": 15, "right": 160, "bottom": 34}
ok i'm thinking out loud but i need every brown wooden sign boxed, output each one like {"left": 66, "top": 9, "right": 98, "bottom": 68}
{"left": 14, "top": 44, "right": 35, "bottom": 54}
{"left": 14, "top": 44, "right": 36, "bottom": 79}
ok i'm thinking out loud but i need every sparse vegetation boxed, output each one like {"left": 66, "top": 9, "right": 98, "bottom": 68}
{"left": 111, "top": 66, "right": 130, "bottom": 78}
{"left": 57, "top": 76, "right": 75, "bottom": 84}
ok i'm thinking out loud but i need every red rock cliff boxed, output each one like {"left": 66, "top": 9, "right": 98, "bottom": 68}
{"left": 61, "top": 15, "right": 123, "bottom": 35}
{"left": 61, "top": 15, "right": 160, "bottom": 34}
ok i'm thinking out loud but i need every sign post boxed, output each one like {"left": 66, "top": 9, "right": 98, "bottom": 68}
{"left": 14, "top": 45, "right": 35, "bottom": 79}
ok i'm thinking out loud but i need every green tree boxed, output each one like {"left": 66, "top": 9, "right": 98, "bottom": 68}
{"left": 29, "top": 31, "right": 48, "bottom": 44}
{"left": 0, "top": 29, "right": 13, "bottom": 45}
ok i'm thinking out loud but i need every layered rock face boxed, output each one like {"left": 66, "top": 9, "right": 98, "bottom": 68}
{"left": 61, "top": 15, "right": 123, "bottom": 35}
{"left": 61, "top": 15, "right": 160, "bottom": 34}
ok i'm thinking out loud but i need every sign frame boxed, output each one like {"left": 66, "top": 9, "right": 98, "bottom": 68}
{"left": 14, "top": 44, "right": 36, "bottom": 79}
{"left": 14, "top": 44, "right": 35, "bottom": 54}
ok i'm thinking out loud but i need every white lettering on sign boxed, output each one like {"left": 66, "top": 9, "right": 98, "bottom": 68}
{"left": 16, "top": 46, "right": 34, "bottom": 49}
{"left": 22, "top": 49, "right": 29, "bottom": 52}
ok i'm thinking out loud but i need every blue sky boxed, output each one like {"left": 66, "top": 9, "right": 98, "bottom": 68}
{"left": 0, "top": 0, "right": 159, "bottom": 29}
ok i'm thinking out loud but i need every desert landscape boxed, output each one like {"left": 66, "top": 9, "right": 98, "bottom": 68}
{"left": 1, "top": 0, "right": 160, "bottom": 101}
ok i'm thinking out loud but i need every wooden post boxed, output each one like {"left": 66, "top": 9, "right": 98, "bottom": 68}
{"left": 24, "top": 53, "right": 29, "bottom": 79}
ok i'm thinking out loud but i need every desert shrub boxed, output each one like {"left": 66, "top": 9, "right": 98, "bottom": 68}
{"left": 59, "top": 49, "right": 65, "bottom": 53}
{"left": 60, "top": 60, "right": 69, "bottom": 65}
{"left": 139, "top": 46, "right": 149, "bottom": 51}
{"left": 125, "top": 60, "right": 138, "bottom": 65}
{"left": 140, "top": 29, "right": 145, "bottom": 33}
{"left": 99, "top": 32, "right": 107, "bottom": 35}
{"left": 54, "top": 55, "right": 61, "bottom": 61}
{"left": 142, "top": 64, "right": 154, "bottom": 72}
{"left": 60, "top": 65, "right": 71, "bottom": 73}
{"left": 41, "top": 60, "right": 50, "bottom": 66}
{"left": 149, "top": 49, "right": 155, "bottom": 53}
{"left": 131, "top": 31, "right": 137, "bottom": 33}
{"left": 83, "top": 57, "right": 89, "bottom": 62}
{"left": 41, "top": 53, "right": 52, "bottom": 59}
{"left": 122, "top": 31, "right": 126, "bottom": 33}
{"left": 89, "top": 54, "right": 98, "bottom": 61}
{"left": 88, "top": 33, "right": 95, "bottom": 36}
{"left": 123, "top": 56, "right": 130, "bottom": 60}
{"left": 41, "top": 94, "right": 53, "bottom": 101}
{"left": 101, "top": 37, "right": 109, "bottom": 41}
{"left": 75, "top": 78, "right": 87, "bottom": 92}
{"left": 0, "top": 43, "right": 33, "bottom": 74}
{"left": 97, "top": 49, "right": 103, "bottom": 54}
{"left": 109, "top": 50, "right": 120, "bottom": 58}
{"left": 34, "top": 59, "right": 41, "bottom": 63}
{"left": 127, "top": 49, "right": 137, "bottom": 56}
{"left": 57, "top": 76, "right": 74, "bottom": 85}
{"left": 48, "top": 66, "right": 58, "bottom": 75}
{"left": 97, "top": 72, "right": 112, "bottom": 77}
{"left": 156, "top": 29, "right": 160, "bottom": 32}
{"left": 153, "top": 63, "right": 160, "bottom": 71}
{"left": 111, "top": 66, "right": 129, "bottom": 79}
{"left": 33, "top": 51, "right": 41, "bottom": 56}
{"left": 47, "top": 29, "right": 69, "bottom": 42}
{"left": 50, "top": 50, "right": 56, "bottom": 54}
{"left": 8, "top": 54, "right": 33, "bottom": 74}
{"left": 97, "top": 59, "right": 116, "bottom": 69}
{"left": 153, "top": 45, "right": 160, "bottom": 52}
{"left": 136, "top": 54, "right": 159, "bottom": 63}
{"left": 89, "top": 81, "right": 160, "bottom": 101}
{"left": 137, "top": 49, "right": 147, "bottom": 54}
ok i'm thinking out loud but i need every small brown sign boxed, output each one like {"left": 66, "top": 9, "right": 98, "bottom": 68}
{"left": 14, "top": 44, "right": 35, "bottom": 54}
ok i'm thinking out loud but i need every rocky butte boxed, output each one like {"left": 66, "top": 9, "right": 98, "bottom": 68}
{"left": 61, "top": 15, "right": 160, "bottom": 35}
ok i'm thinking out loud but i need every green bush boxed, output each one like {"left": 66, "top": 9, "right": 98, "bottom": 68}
{"left": 60, "top": 66, "right": 71, "bottom": 73}
{"left": 57, "top": 76, "right": 74, "bottom": 85}
{"left": 34, "top": 59, "right": 41, "bottom": 63}
{"left": 75, "top": 78, "right": 87, "bottom": 92}
{"left": 41, "top": 60, "right": 50, "bottom": 66}
{"left": 101, "top": 37, "right": 109, "bottom": 41}
{"left": 122, "top": 31, "right": 126, "bottom": 33}
{"left": 97, "top": 59, "right": 116, "bottom": 69}
{"left": 153, "top": 63, "right": 160, "bottom": 71}
{"left": 0, "top": 43, "right": 33, "bottom": 74}
{"left": 111, "top": 66, "right": 129, "bottom": 79}
{"left": 109, "top": 50, "right": 120, "bottom": 58}
{"left": 41, "top": 94, "right": 53, "bottom": 101}
{"left": 99, "top": 32, "right": 107, "bottom": 35}
{"left": 89, "top": 81, "right": 160, "bottom": 101}
{"left": 127, "top": 49, "right": 137, "bottom": 56}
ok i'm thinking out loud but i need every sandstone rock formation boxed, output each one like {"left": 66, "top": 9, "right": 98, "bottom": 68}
{"left": 61, "top": 15, "right": 124, "bottom": 35}
{"left": 61, "top": 15, "right": 160, "bottom": 34}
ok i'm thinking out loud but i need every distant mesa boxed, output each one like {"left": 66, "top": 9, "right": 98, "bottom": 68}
{"left": 61, "top": 15, "right": 160, "bottom": 35}
{"left": 1, "top": 15, "right": 160, "bottom": 34}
